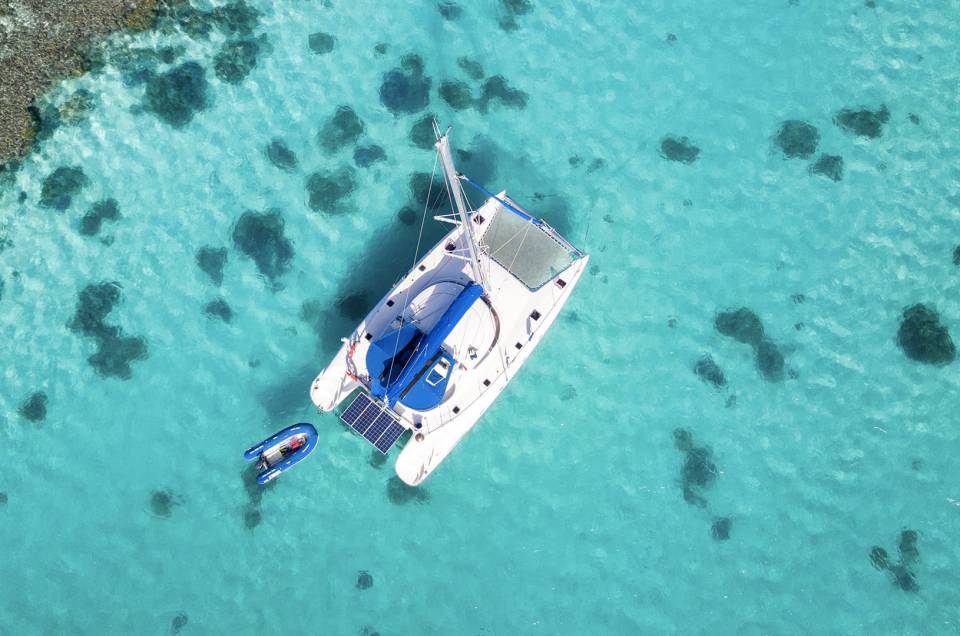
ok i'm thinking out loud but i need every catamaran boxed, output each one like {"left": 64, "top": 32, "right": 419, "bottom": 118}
{"left": 309, "top": 124, "right": 589, "bottom": 485}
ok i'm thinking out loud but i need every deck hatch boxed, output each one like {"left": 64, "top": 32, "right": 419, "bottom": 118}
{"left": 340, "top": 392, "right": 406, "bottom": 454}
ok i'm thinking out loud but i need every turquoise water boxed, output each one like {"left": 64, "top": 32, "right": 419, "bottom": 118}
{"left": 2, "top": 0, "right": 960, "bottom": 633}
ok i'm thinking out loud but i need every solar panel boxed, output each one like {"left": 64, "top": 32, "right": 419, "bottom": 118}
{"left": 341, "top": 395, "right": 371, "bottom": 428}
{"left": 339, "top": 392, "right": 406, "bottom": 454}
{"left": 374, "top": 421, "right": 406, "bottom": 453}
{"left": 363, "top": 411, "right": 394, "bottom": 446}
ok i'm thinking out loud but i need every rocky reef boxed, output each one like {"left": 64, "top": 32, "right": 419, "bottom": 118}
{"left": 896, "top": 304, "right": 955, "bottom": 365}
{"left": 0, "top": 0, "right": 160, "bottom": 163}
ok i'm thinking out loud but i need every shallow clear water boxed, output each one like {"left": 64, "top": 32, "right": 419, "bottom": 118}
{"left": 2, "top": 0, "right": 960, "bottom": 633}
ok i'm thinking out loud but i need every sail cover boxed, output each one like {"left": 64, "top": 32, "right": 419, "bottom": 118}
{"left": 367, "top": 282, "right": 483, "bottom": 409}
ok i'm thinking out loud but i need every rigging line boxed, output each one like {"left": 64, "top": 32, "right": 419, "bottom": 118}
{"left": 486, "top": 220, "right": 532, "bottom": 262}
{"left": 495, "top": 220, "right": 533, "bottom": 298}
{"left": 382, "top": 151, "right": 440, "bottom": 407}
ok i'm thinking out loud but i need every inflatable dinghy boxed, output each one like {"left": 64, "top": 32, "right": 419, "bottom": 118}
{"left": 243, "top": 423, "right": 318, "bottom": 484}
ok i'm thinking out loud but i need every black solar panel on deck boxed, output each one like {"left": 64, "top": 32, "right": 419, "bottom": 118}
{"left": 340, "top": 392, "right": 406, "bottom": 454}
{"left": 374, "top": 422, "right": 406, "bottom": 453}
{"left": 341, "top": 395, "right": 371, "bottom": 426}
{"left": 351, "top": 405, "right": 378, "bottom": 435}
{"left": 363, "top": 411, "right": 394, "bottom": 446}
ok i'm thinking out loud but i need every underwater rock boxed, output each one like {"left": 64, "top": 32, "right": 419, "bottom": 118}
{"left": 386, "top": 476, "right": 430, "bottom": 505}
{"left": 28, "top": 101, "right": 61, "bottom": 144}
{"left": 266, "top": 139, "right": 298, "bottom": 172}
{"left": 834, "top": 105, "right": 890, "bottom": 139}
{"left": 438, "top": 1, "right": 463, "bottom": 20}
{"left": 157, "top": 2, "right": 214, "bottom": 39}
{"left": 158, "top": 46, "right": 181, "bottom": 64}
{"left": 681, "top": 448, "right": 717, "bottom": 507}
{"left": 19, "top": 391, "right": 48, "bottom": 422}
{"left": 150, "top": 489, "right": 180, "bottom": 518}
{"left": 69, "top": 282, "right": 121, "bottom": 339}
{"left": 477, "top": 75, "right": 528, "bottom": 112}
{"left": 397, "top": 207, "right": 418, "bottom": 226}
{"left": 870, "top": 531, "right": 920, "bottom": 592}
{"left": 899, "top": 529, "right": 919, "bottom": 565}
{"left": 659, "top": 136, "right": 700, "bottom": 164}
{"left": 353, "top": 144, "right": 387, "bottom": 168}
{"left": 243, "top": 507, "right": 261, "bottom": 529}
{"left": 908, "top": 113, "right": 920, "bottom": 125}
{"left": 356, "top": 571, "right": 374, "bottom": 590}
{"left": 457, "top": 56, "right": 484, "bottom": 80}
{"left": 196, "top": 246, "right": 228, "bottom": 285}
{"left": 809, "top": 154, "right": 844, "bottom": 181}
{"left": 896, "top": 304, "right": 955, "bottom": 365}
{"left": 143, "top": 61, "right": 209, "bottom": 127}
{"left": 213, "top": 38, "right": 264, "bottom": 84}
{"left": 456, "top": 142, "right": 498, "bottom": 185}
{"left": 953, "top": 245, "right": 960, "bottom": 266}
{"left": 409, "top": 114, "right": 437, "bottom": 150}
{"left": 306, "top": 167, "right": 357, "bottom": 213}
{"left": 673, "top": 428, "right": 717, "bottom": 508}
{"left": 693, "top": 354, "right": 726, "bottom": 388}
{"left": 374, "top": 43, "right": 388, "bottom": 56}
{"left": 123, "top": 68, "right": 156, "bottom": 88}
{"left": 231, "top": 210, "right": 294, "bottom": 281}
{"left": 337, "top": 292, "right": 369, "bottom": 321}
{"left": 379, "top": 54, "right": 432, "bottom": 115}
{"left": 204, "top": 298, "right": 233, "bottom": 323}
{"left": 439, "top": 80, "right": 475, "bottom": 110}
{"left": 586, "top": 158, "right": 605, "bottom": 174}
{"left": 755, "top": 339, "right": 785, "bottom": 382}
{"left": 870, "top": 546, "right": 890, "bottom": 570}
{"left": 171, "top": 613, "right": 189, "bottom": 634}
{"left": 59, "top": 89, "right": 97, "bottom": 125}
{"left": 715, "top": 307, "right": 764, "bottom": 347}
{"left": 79, "top": 198, "right": 120, "bottom": 236}
{"left": 0, "top": 492, "right": 7, "bottom": 505}
{"left": 774, "top": 120, "right": 819, "bottom": 159}
{"left": 890, "top": 565, "right": 919, "bottom": 592}
{"left": 409, "top": 171, "right": 444, "bottom": 210}
{"left": 66, "top": 284, "right": 144, "bottom": 377}
{"left": 308, "top": 32, "right": 336, "bottom": 54}
{"left": 318, "top": 105, "right": 365, "bottom": 153}
{"left": 88, "top": 334, "right": 149, "bottom": 379}
{"left": 498, "top": 0, "right": 534, "bottom": 30}
{"left": 40, "top": 166, "right": 89, "bottom": 210}
{"left": 711, "top": 517, "right": 732, "bottom": 541}
{"left": 209, "top": 0, "right": 260, "bottom": 36}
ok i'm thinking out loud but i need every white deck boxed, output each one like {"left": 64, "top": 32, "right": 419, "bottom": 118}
{"left": 310, "top": 193, "right": 588, "bottom": 485}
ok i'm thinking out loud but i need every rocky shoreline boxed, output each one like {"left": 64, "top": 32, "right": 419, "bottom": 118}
{"left": 0, "top": 0, "right": 158, "bottom": 166}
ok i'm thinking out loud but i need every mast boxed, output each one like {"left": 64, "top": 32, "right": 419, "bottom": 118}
{"left": 435, "top": 125, "right": 487, "bottom": 289}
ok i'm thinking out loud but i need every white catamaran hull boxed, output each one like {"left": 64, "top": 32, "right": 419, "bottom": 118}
{"left": 310, "top": 131, "right": 588, "bottom": 486}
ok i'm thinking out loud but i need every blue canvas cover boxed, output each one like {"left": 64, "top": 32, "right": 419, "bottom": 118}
{"left": 367, "top": 282, "right": 483, "bottom": 409}
{"left": 367, "top": 322, "right": 423, "bottom": 399}
{"left": 399, "top": 349, "right": 456, "bottom": 411}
